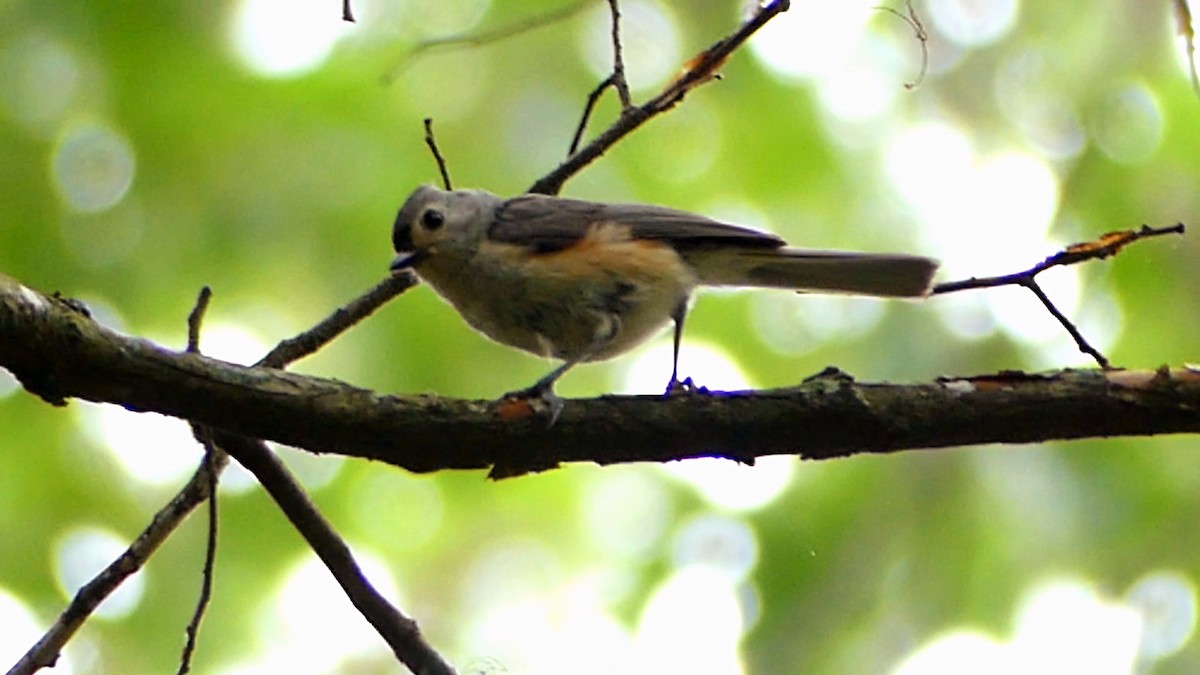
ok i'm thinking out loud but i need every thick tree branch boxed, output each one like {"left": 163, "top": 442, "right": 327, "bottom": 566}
{"left": 2, "top": 274, "right": 1197, "bottom": 479}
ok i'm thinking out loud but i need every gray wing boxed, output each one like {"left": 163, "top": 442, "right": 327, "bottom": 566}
{"left": 489, "top": 194, "right": 785, "bottom": 253}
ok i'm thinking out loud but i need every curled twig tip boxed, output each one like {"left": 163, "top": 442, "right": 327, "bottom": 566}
{"left": 875, "top": 0, "right": 929, "bottom": 90}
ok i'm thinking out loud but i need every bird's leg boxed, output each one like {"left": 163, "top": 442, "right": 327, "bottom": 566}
{"left": 663, "top": 300, "right": 700, "bottom": 395}
{"left": 501, "top": 315, "right": 620, "bottom": 426}
{"left": 502, "top": 360, "right": 574, "bottom": 424}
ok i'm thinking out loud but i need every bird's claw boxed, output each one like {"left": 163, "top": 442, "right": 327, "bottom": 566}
{"left": 497, "top": 383, "right": 565, "bottom": 427}
{"left": 663, "top": 376, "right": 709, "bottom": 397}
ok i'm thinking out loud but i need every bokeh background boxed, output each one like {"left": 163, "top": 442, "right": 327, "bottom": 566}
{"left": 2, "top": 0, "right": 1199, "bottom": 673}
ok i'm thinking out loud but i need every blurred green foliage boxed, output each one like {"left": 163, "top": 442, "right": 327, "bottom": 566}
{"left": 1, "top": 0, "right": 1199, "bottom": 673}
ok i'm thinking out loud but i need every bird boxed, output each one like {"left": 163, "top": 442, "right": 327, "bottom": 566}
{"left": 390, "top": 185, "right": 938, "bottom": 421}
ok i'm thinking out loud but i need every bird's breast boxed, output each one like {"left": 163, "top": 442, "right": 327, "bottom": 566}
{"left": 415, "top": 227, "right": 698, "bottom": 362}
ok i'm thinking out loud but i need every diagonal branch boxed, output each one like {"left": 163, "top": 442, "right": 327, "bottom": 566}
{"left": 6, "top": 448, "right": 224, "bottom": 675}
{"left": 256, "top": 272, "right": 418, "bottom": 369}
{"left": 529, "top": 0, "right": 791, "bottom": 195}
{"left": 568, "top": 74, "right": 617, "bottom": 157}
{"left": 213, "top": 433, "right": 456, "bottom": 673}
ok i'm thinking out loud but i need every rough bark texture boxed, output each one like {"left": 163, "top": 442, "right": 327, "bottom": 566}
{"left": 2, "top": 274, "right": 1197, "bottom": 477}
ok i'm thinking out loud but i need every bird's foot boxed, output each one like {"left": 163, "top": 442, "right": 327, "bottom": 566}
{"left": 496, "top": 382, "right": 565, "bottom": 427}
{"left": 663, "top": 375, "right": 710, "bottom": 397}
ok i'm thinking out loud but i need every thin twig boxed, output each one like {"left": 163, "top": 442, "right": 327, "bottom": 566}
{"left": 408, "top": 1, "right": 589, "bottom": 57}
{"left": 1024, "top": 278, "right": 1110, "bottom": 367}
{"left": 566, "top": 0, "right": 631, "bottom": 157}
{"left": 529, "top": 0, "right": 791, "bottom": 195}
{"left": 175, "top": 434, "right": 220, "bottom": 675}
{"left": 211, "top": 433, "right": 458, "bottom": 674}
{"left": 876, "top": 0, "right": 929, "bottom": 90}
{"left": 178, "top": 289, "right": 222, "bottom": 675}
{"left": 605, "top": 0, "right": 632, "bottom": 108}
{"left": 256, "top": 272, "right": 418, "bottom": 369}
{"left": 568, "top": 75, "right": 615, "bottom": 157}
{"left": 387, "top": 1, "right": 591, "bottom": 80}
{"left": 343, "top": 0, "right": 354, "bottom": 23}
{"left": 933, "top": 224, "right": 1186, "bottom": 294}
{"left": 933, "top": 223, "right": 1187, "bottom": 368}
{"left": 6, "top": 453, "right": 228, "bottom": 675}
{"left": 423, "top": 118, "right": 454, "bottom": 191}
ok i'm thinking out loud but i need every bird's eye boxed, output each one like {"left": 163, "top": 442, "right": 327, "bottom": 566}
{"left": 421, "top": 209, "right": 445, "bottom": 230}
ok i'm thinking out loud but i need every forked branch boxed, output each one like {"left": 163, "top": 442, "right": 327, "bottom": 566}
{"left": 934, "top": 224, "right": 1186, "bottom": 368}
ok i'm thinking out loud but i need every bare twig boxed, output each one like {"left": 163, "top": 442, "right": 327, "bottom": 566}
{"left": 176, "top": 433, "right": 220, "bottom": 675}
{"left": 876, "top": 0, "right": 929, "bottom": 90}
{"left": 343, "top": 0, "right": 354, "bottom": 23}
{"left": 933, "top": 224, "right": 1186, "bottom": 293}
{"left": 5, "top": 452, "right": 227, "bottom": 675}
{"left": 256, "top": 272, "right": 418, "bottom": 369}
{"left": 529, "top": 0, "right": 791, "bottom": 195}
{"left": 605, "top": 0, "right": 632, "bottom": 108}
{"left": 178, "top": 288, "right": 221, "bottom": 675}
{"left": 933, "top": 224, "right": 1187, "bottom": 368}
{"left": 568, "top": 75, "right": 616, "bottom": 157}
{"left": 186, "top": 286, "right": 212, "bottom": 353}
{"left": 211, "top": 433, "right": 458, "bottom": 674}
{"left": 566, "top": 0, "right": 632, "bottom": 157}
{"left": 412, "top": 1, "right": 588, "bottom": 53}
{"left": 389, "top": 0, "right": 591, "bottom": 79}
{"left": 423, "top": 118, "right": 454, "bottom": 191}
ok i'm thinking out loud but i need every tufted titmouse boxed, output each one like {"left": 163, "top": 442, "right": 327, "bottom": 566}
{"left": 391, "top": 185, "right": 938, "bottom": 419}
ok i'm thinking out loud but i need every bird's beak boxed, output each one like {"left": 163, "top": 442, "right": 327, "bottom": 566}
{"left": 390, "top": 250, "right": 424, "bottom": 272}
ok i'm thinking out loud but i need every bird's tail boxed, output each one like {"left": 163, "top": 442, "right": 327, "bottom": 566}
{"left": 688, "top": 248, "right": 939, "bottom": 297}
